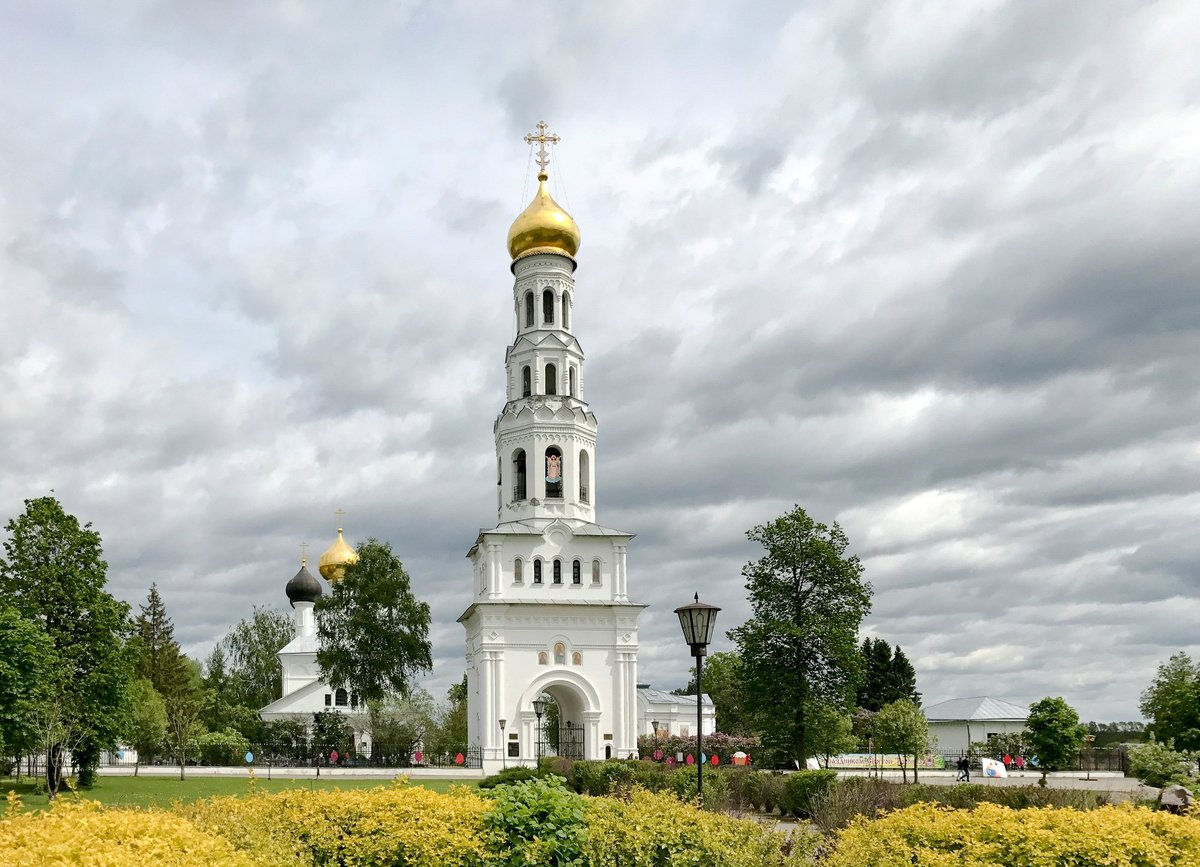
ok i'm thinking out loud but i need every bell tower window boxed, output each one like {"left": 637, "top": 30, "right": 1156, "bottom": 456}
{"left": 562, "top": 292, "right": 571, "bottom": 328}
{"left": 579, "top": 449, "right": 590, "bottom": 503}
{"left": 522, "top": 365, "right": 531, "bottom": 398}
{"left": 569, "top": 366, "right": 576, "bottom": 397}
{"left": 513, "top": 449, "right": 527, "bottom": 501}
{"left": 543, "top": 289, "right": 554, "bottom": 324}
{"left": 545, "top": 446, "right": 563, "bottom": 498}
{"left": 545, "top": 363, "right": 557, "bottom": 395}
{"left": 525, "top": 292, "right": 534, "bottom": 328}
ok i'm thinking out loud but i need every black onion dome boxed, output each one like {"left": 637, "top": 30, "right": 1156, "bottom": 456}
{"left": 285, "top": 564, "right": 323, "bottom": 607}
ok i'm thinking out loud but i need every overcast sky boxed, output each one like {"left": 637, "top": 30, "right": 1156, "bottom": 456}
{"left": 2, "top": 1, "right": 1197, "bottom": 722}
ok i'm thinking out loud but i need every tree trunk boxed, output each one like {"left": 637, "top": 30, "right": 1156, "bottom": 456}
{"left": 46, "top": 743, "right": 63, "bottom": 799}
{"left": 913, "top": 752, "right": 919, "bottom": 783}
{"left": 134, "top": 760, "right": 139, "bottom": 777}
{"left": 899, "top": 754, "right": 907, "bottom": 784}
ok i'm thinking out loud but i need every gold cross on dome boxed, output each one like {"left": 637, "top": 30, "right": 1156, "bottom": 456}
{"left": 334, "top": 508, "right": 346, "bottom": 530}
{"left": 299, "top": 541, "right": 309, "bottom": 565}
{"left": 524, "top": 120, "right": 560, "bottom": 173}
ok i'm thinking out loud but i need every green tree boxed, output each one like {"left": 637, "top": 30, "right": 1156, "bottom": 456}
{"left": 808, "top": 704, "right": 858, "bottom": 767}
{"left": 362, "top": 689, "right": 436, "bottom": 762}
{"left": 130, "top": 584, "right": 177, "bottom": 693}
{"left": 123, "top": 678, "right": 167, "bottom": 776}
{"left": 856, "top": 638, "right": 921, "bottom": 711}
{"left": 315, "top": 539, "right": 432, "bottom": 703}
{"left": 673, "top": 651, "right": 752, "bottom": 736}
{"left": 874, "top": 699, "right": 930, "bottom": 783}
{"left": 1026, "top": 696, "right": 1086, "bottom": 786}
{"left": 434, "top": 675, "right": 468, "bottom": 752}
{"left": 0, "top": 496, "right": 131, "bottom": 794}
{"left": 1140, "top": 653, "right": 1200, "bottom": 751}
{"left": 220, "top": 606, "right": 295, "bottom": 709}
{"left": 729, "top": 506, "right": 872, "bottom": 765}
{"left": 160, "top": 650, "right": 207, "bottom": 780}
{"left": 0, "top": 606, "right": 56, "bottom": 767}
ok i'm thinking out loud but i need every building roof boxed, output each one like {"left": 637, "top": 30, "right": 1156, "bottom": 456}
{"left": 636, "top": 685, "right": 713, "bottom": 707}
{"left": 924, "top": 696, "right": 1029, "bottom": 722}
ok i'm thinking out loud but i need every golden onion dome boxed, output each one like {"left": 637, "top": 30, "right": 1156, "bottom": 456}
{"left": 507, "top": 172, "right": 580, "bottom": 260}
{"left": 318, "top": 527, "right": 358, "bottom": 582}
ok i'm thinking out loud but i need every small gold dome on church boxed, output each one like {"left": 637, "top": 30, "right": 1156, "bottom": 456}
{"left": 507, "top": 172, "right": 580, "bottom": 260}
{"left": 318, "top": 527, "right": 358, "bottom": 582}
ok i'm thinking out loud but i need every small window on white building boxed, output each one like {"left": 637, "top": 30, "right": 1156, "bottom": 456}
{"left": 335, "top": 688, "right": 348, "bottom": 707}
{"left": 553, "top": 559, "right": 562, "bottom": 584}
{"left": 543, "top": 289, "right": 554, "bottom": 324}
{"left": 514, "top": 558, "right": 523, "bottom": 584}
{"left": 592, "top": 559, "right": 602, "bottom": 584}
{"left": 325, "top": 693, "right": 332, "bottom": 707}
{"left": 533, "top": 560, "right": 543, "bottom": 584}
{"left": 525, "top": 292, "right": 534, "bottom": 328}
{"left": 572, "top": 559, "right": 581, "bottom": 584}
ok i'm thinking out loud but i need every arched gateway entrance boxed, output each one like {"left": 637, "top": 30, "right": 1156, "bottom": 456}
{"left": 518, "top": 671, "right": 602, "bottom": 763}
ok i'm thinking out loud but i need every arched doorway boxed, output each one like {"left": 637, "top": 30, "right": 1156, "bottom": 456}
{"left": 521, "top": 672, "right": 599, "bottom": 762}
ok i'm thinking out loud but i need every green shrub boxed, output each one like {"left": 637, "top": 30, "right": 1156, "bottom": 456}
{"left": 724, "top": 767, "right": 755, "bottom": 813}
{"left": 196, "top": 729, "right": 251, "bottom": 766}
{"left": 1128, "top": 738, "right": 1198, "bottom": 789}
{"left": 478, "top": 765, "right": 538, "bottom": 789}
{"left": 760, "top": 772, "right": 785, "bottom": 814}
{"left": 808, "top": 778, "right": 1106, "bottom": 834}
{"left": 781, "top": 769, "right": 838, "bottom": 818}
{"left": 670, "top": 765, "right": 731, "bottom": 811}
{"left": 482, "top": 776, "right": 587, "bottom": 866}
{"left": 629, "top": 759, "right": 671, "bottom": 792}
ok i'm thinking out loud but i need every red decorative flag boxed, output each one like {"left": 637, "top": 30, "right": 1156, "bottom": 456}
{"left": 666, "top": 757, "right": 675, "bottom": 766}
{"left": 414, "top": 751, "right": 423, "bottom": 764}
{"left": 685, "top": 754, "right": 695, "bottom": 765}
{"left": 455, "top": 752, "right": 465, "bottom": 765}
{"left": 653, "top": 749, "right": 663, "bottom": 761}
{"left": 711, "top": 755, "right": 719, "bottom": 766}
{"left": 329, "top": 750, "right": 339, "bottom": 763}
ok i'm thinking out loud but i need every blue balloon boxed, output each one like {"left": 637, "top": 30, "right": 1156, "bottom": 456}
{"left": 700, "top": 753, "right": 707, "bottom": 763}
{"left": 244, "top": 751, "right": 254, "bottom": 763}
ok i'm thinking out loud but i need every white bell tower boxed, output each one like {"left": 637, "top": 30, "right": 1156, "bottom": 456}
{"left": 460, "top": 124, "right": 644, "bottom": 771}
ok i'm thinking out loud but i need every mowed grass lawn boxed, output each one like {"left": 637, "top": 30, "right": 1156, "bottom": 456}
{"left": 1, "top": 773, "right": 474, "bottom": 812}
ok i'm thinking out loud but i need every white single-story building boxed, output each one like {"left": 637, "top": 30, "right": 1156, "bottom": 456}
{"left": 924, "top": 696, "right": 1029, "bottom": 753}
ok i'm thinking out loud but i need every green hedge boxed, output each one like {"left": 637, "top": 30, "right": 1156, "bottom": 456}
{"left": 781, "top": 769, "right": 838, "bottom": 818}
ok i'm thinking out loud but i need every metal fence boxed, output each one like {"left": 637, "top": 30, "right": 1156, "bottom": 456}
{"left": 95, "top": 745, "right": 483, "bottom": 770}
{"left": 937, "top": 747, "right": 1127, "bottom": 774}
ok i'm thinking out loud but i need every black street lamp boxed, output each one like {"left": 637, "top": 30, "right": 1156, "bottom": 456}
{"left": 533, "top": 695, "right": 548, "bottom": 766}
{"left": 499, "top": 718, "right": 507, "bottom": 770}
{"left": 674, "top": 593, "right": 720, "bottom": 802}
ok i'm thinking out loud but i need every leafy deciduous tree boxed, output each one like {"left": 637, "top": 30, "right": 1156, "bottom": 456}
{"left": 0, "top": 607, "right": 55, "bottom": 770}
{"left": 1026, "top": 696, "right": 1086, "bottom": 786}
{"left": 874, "top": 699, "right": 930, "bottom": 783}
{"left": 730, "top": 506, "right": 872, "bottom": 765}
{"left": 219, "top": 606, "right": 295, "bottom": 710}
{"left": 673, "top": 651, "right": 753, "bottom": 736}
{"left": 123, "top": 678, "right": 167, "bottom": 776}
{"left": 0, "top": 497, "right": 131, "bottom": 794}
{"left": 808, "top": 704, "right": 859, "bottom": 767}
{"left": 1140, "top": 652, "right": 1200, "bottom": 751}
{"left": 315, "top": 539, "right": 432, "bottom": 704}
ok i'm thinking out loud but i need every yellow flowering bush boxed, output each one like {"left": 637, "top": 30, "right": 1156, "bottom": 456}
{"left": 584, "top": 788, "right": 819, "bottom": 866}
{"left": 184, "top": 780, "right": 492, "bottom": 866}
{"left": 825, "top": 802, "right": 1200, "bottom": 866}
{"left": 0, "top": 799, "right": 253, "bottom": 867}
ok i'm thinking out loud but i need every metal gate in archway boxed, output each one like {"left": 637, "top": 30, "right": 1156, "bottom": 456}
{"left": 537, "top": 720, "right": 584, "bottom": 760}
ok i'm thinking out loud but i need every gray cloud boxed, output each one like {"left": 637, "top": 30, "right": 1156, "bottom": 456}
{"left": 1, "top": 1, "right": 1197, "bottom": 721}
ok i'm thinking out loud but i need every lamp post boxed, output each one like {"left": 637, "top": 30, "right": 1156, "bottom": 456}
{"left": 651, "top": 719, "right": 659, "bottom": 759}
{"left": 533, "top": 695, "right": 548, "bottom": 767}
{"left": 499, "top": 719, "right": 507, "bottom": 770}
{"left": 674, "top": 593, "right": 720, "bottom": 802}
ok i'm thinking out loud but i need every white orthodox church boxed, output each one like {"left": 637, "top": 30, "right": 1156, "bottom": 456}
{"left": 259, "top": 125, "right": 713, "bottom": 766}
{"left": 459, "top": 126, "right": 712, "bottom": 771}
